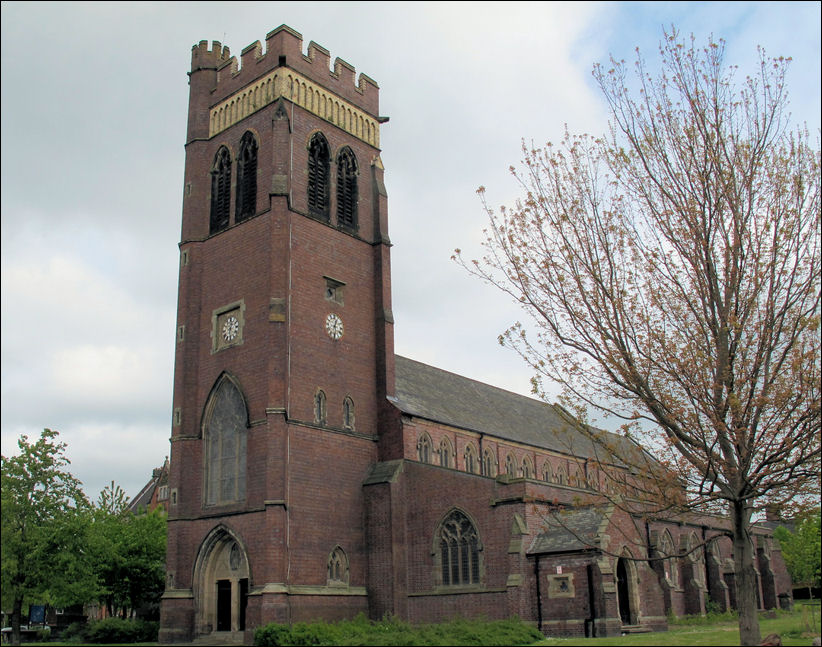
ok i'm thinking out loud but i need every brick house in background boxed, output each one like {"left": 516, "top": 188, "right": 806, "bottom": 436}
{"left": 157, "top": 25, "right": 792, "bottom": 644}
{"left": 129, "top": 458, "right": 170, "bottom": 514}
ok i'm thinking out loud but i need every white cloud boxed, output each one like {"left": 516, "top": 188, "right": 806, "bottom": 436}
{"left": 1, "top": 1, "right": 818, "bottom": 503}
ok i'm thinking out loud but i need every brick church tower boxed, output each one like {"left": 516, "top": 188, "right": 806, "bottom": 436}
{"left": 159, "top": 26, "right": 393, "bottom": 642}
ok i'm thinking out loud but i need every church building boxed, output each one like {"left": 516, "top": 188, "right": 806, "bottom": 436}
{"left": 158, "top": 25, "right": 792, "bottom": 643}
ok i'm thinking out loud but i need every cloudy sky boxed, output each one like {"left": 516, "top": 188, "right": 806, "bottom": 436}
{"left": 2, "top": 1, "right": 819, "bottom": 502}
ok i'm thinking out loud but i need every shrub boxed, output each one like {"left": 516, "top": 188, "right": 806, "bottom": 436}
{"left": 254, "top": 615, "right": 543, "bottom": 646}
{"left": 84, "top": 617, "right": 159, "bottom": 643}
{"left": 61, "top": 620, "right": 89, "bottom": 643}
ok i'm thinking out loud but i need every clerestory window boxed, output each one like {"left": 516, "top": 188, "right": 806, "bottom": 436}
{"left": 521, "top": 457, "right": 533, "bottom": 479}
{"left": 505, "top": 453, "right": 516, "bottom": 478}
{"left": 417, "top": 433, "right": 433, "bottom": 464}
{"left": 439, "top": 437, "right": 453, "bottom": 468}
{"left": 482, "top": 449, "right": 497, "bottom": 477}
{"left": 464, "top": 444, "right": 478, "bottom": 474}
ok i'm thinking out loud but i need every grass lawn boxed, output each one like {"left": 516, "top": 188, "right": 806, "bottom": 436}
{"left": 9, "top": 604, "right": 820, "bottom": 646}
{"left": 537, "top": 604, "right": 822, "bottom": 646}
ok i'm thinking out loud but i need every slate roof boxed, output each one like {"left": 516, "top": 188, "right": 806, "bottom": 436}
{"left": 393, "top": 355, "right": 636, "bottom": 461}
{"left": 527, "top": 507, "right": 610, "bottom": 554}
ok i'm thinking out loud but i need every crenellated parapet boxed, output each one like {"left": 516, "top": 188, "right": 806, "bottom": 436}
{"left": 191, "top": 39, "right": 232, "bottom": 72}
{"left": 191, "top": 25, "right": 381, "bottom": 146}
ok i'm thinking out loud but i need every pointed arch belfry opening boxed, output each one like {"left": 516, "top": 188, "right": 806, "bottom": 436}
{"left": 193, "top": 525, "right": 251, "bottom": 636}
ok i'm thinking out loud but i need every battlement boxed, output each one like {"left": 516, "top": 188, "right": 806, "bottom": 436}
{"left": 191, "top": 40, "right": 232, "bottom": 71}
{"left": 190, "top": 25, "right": 380, "bottom": 117}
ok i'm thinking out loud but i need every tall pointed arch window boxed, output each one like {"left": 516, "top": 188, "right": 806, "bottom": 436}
{"left": 336, "top": 147, "right": 358, "bottom": 230}
{"left": 235, "top": 131, "right": 258, "bottom": 222}
{"left": 658, "top": 530, "right": 679, "bottom": 587}
{"left": 203, "top": 375, "right": 248, "bottom": 505}
{"left": 314, "top": 390, "right": 327, "bottom": 426}
{"left": 307, "top": 132, "right": 330, "bottom": 219}
{"left": 342, "top": 396, "right": 355, "bottom": 430}
{"left": 210, "top": 146, "right": 232, "bottom": 234}
{"left": 437, "top": 509, "right": 481, "bottom": 587}
{"left": 687, "top": 532, "right": 705, "bottom": 585}
{"left": 542, "top": 462, "right": 553, "bottom": 483}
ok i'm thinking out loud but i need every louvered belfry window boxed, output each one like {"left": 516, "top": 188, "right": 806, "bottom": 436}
{"left": 336, "top": 147, "right": 358, "bottom": 229}
{"left": 236, "top": 132, "right": 258, "bottom": 223}
{"left": 210, "top": 147, "right": 232, "bottom": 234}
{"left": 307, "top": 133, "right": 330, "bottom": 219}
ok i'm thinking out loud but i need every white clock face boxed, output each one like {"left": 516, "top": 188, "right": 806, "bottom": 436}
{"left": 222, "top": 315, "right": 239, "bottom": 342}
{"left": 325, "top": 313, "right": 344, "bottom": 340}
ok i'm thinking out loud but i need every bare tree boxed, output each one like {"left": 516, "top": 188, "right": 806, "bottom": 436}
{"left": 456, "top": 30, "right": 820, "bottom": 646}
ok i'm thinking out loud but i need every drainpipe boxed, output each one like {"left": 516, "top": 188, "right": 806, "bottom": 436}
{"left": 534, "top": 554, "right": 542, "bottom": 631}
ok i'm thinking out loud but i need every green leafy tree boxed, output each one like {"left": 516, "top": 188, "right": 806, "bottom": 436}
{"left": 775, "top": 511, "right": 821, "bottom": 599}
{"left": 1, "top": 429, "right": 95, "bottom": 645}
{"left": 89, "top": 483, "right": 166, "bottom": 618}
{"left": 457, "top": 30, "right": 820, "bottom": 646}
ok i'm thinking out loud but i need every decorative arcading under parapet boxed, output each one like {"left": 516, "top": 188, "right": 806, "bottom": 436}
{"left": 208, "top": 67, "right": 380, "bottom": 147}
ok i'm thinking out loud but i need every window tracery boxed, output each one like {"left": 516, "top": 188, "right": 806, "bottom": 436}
{"left": 521, "top": 456, "right": 533, "bottom": 479}
{"left": 203, "top": 375, "right": 248, "bottom": 505}
{"left": 439, "top": 437, "right": 453, "bottom": 468}
{"left": 327, "top": 546, "right": 349, "bottom": 585}
{"left": 417, "top": 433, "right": 432, "bottom": 464}
{"left": 464, "top": 444, "right": 478, "bottom": 474}
{"left": 437, "top": 509, "right": 481, "bottom": 587}
{"left": 482, "top": 449, "right": 497, "bottom": 477}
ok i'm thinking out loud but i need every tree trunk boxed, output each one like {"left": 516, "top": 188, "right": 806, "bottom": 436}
{"left": 732, "top": 500, "right": 761, "bottom": 646}
{"left": 11, "top": 595, "right": 23, "bottom": 646}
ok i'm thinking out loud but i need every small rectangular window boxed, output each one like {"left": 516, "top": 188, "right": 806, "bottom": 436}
{"left": 324, "top": 276, "right": 345, "bottom": 305}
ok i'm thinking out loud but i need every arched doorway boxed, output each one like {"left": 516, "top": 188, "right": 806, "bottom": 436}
{"left": 615, "top": 556, "right": 639, "bottom": 625}
{"left": 193, "top": 526, "right": 250, "bottom": 636}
